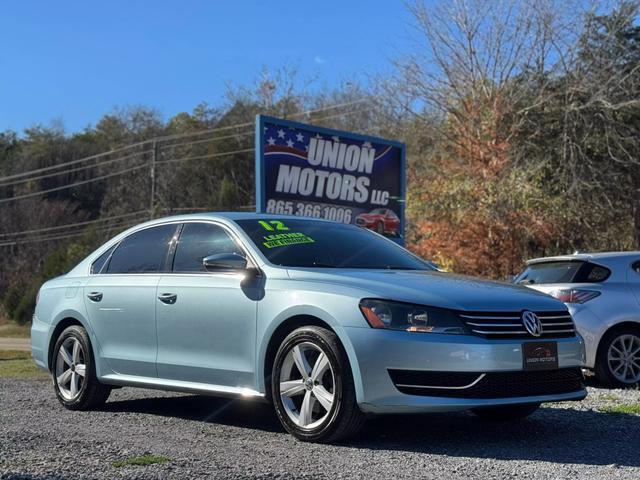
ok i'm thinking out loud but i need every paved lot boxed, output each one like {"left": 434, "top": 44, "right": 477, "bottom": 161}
{"left": 1, "top": 377, "right": 639, "bottom": 480}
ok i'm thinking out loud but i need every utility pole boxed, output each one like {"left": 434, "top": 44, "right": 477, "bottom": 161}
{"left": 149, "top": 140, "right": 157, "bottom": 220}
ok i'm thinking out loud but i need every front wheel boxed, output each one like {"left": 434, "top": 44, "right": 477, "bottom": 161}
{"left": 52, "top": 325, "right": 111, "bottom": 410}
{"left": 595, "top": 327, "right": 640, "bottom": 387}
{"left": 472, "top": 403, "right": 540, "bottom": 421}
{"left": 271, "top": 326, "right": 365, "bottom": 442}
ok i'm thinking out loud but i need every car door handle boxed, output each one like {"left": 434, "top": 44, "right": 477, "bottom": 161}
{"left": 158, "top": 293, "right": 177, "bottom": 305}
{"left": 86, "top": 292, "right": 103, "bottom": 302}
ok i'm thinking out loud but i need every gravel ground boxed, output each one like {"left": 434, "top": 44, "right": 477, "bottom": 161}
{"left": 1, "top": 377, "right": 639, "bottom": 480}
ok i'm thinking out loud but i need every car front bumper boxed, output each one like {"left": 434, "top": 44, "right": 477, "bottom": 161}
{"left": 344, "top": 327, "right": 587, "bottom": 414}
{"left": 565, "top": 304, "right": 602, "bottom": 369}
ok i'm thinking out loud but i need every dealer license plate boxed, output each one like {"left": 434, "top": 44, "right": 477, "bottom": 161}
{"left": 522, "top": 341, "right": 559, "bottom": 371}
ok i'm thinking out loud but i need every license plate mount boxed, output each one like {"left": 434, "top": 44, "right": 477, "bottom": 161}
{"left": 522, "top": 341, "right": 559, "bottom": 371}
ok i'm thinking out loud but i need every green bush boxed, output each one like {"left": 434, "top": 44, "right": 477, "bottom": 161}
{"left": 1, "top": 236, "right": 96, "bottom": 325}
{"left": 13, "top": 284, "right": 38, "bottom": 325}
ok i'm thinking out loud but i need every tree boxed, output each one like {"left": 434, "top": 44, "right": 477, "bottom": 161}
{"left": 513, "top": 1, "right": 640, "bottom": 250}
{"left": 384, "top": 0, "right": 581, "bottom": 276}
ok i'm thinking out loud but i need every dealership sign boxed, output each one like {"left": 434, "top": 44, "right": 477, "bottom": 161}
{"left": 255, "top": 115, "right": 406, "bottom": 243}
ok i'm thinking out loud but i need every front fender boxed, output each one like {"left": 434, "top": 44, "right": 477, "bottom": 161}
{"left": 256, "top": 303, "right": 366, "bottom": 403}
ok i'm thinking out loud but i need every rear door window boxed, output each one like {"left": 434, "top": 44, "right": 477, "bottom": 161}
{"left": 172, "top": 222, "right": 243, "bottom": 272}
{"left": 106, "top": 224, "right": 177, "bottom": 274}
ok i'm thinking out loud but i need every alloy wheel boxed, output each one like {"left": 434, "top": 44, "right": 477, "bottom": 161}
{"left": 607, "top": 334, "right": 640, "bottom": 384}
{"left": 55, "top": 337, "right": 86, "bottom": 400}
{"left": 279, "top": 341, "right": 335, "bottom": 429}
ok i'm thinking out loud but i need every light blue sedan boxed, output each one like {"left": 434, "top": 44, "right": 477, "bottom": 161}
{"left": 32, "top": 213, "right": 586, "bottom": 442}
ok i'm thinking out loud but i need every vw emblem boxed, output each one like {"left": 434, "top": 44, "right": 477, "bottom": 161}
{"left": 522, "top": 310, "right": 543, "bottom": 337}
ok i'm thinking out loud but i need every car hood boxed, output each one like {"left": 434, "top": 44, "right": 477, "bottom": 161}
{"left": 286, "top": 268, "right": 565, "bottom": 312}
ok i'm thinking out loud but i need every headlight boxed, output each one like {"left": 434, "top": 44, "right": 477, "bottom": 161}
{"left": 359, "top": 299, "right": 467, "bottom": 334}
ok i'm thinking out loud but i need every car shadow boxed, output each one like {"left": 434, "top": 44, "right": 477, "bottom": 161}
{"left": 353, "top": 407, "right": 640, "bottom": 467}
{"left": 99, "top": 393, "right": 284, "bottom": 433}
{"left": 100, "top": 394, "right": 640, "bottom": 468}
{"left": 583, "top": 375, "right": 640, "bottom": 390}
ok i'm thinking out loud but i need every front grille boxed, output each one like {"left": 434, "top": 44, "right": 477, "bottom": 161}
{"left": 389, "top": 368, "right": 584, "bottom": 398}
{"left": 459, "top": 310, "right": 576, "bottom": 339}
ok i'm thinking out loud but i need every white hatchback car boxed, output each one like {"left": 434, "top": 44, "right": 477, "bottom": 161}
{"left": 515, "top": 252, "right": 640, "bottom": 387}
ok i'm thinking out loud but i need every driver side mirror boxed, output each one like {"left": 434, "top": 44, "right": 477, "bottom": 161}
{"left": 202, "top": 252, "right": 248, "bottom": 272}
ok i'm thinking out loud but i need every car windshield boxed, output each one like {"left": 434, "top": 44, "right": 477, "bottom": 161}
{"left": 235, "top": 218, "right": 432, "bottom": 270}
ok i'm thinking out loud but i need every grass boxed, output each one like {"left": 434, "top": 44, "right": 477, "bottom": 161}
{"left": 0, "top": 316, "right": 30, "bottom": 338}
{"left": 599, "top": 393, "right": 621, "bottom": 402}
{"left": 0, "top": 350, "right": 31, "bottom": 361}
{"left": 600, "top": 403, "right": 640, "bottom": 415}
{"left": 112, "top": 455, "right": 170, "bottom": 468}
{"left": 0, "top": 350, "right": 47, "bottom": 378}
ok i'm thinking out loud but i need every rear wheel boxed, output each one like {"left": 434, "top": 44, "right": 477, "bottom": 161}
{"left": 271, "top": 326, "right": 365, "bottom": 442}
{"left": 52, "top": 325, "right": 111, "bottom": 410}
{"left": 472, "top": 403, "right": 540, "bottom": 421}
{"left": 595, "top": 327, "right": 640, "bottom": 387}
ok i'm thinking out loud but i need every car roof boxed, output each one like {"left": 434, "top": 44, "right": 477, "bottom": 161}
{"left": 142, "top": 211, "right": 335, "bottom": 224}
{"left": 526, "top": 251, "right": 640, "bottom": 265}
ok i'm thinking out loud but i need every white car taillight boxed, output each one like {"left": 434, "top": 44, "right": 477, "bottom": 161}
{"left": 550, "top": 289, "right": 600, "bottom": 304}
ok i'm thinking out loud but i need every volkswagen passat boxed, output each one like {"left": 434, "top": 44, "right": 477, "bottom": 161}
{"left": 32, "top": 213, "right": 586, "bottom": 442}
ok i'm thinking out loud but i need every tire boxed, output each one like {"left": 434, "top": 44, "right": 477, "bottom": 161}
{"left": 52, "top": 325, "right": 111, "bottom": 410}
{"left": 472, "top": 403, "right": 540, "bottom": 421}
{"left": 271, "top": 326, "right": 365, "bottom": 442}
{"left": 376, "top": 221, "right": 385, "bottom": 235}
{"left": 594, "top": 326, "right": 640, "bottom": 387}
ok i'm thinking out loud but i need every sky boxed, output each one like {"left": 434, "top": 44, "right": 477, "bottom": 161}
{"left": 0, "top": 1, "right": 415, "bottom": 134}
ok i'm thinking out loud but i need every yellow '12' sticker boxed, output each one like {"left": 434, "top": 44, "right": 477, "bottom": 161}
{"left": 259, "top": 220, "right": 289, "bottom": 231}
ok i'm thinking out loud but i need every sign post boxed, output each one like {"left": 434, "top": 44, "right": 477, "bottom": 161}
{"left": 255, "top": 115, "right": 406, "bottom": 244}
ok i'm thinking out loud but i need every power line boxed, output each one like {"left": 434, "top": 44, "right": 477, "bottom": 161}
{"left": 148, "top": 99, "right": 367, "bottom": 143}
{"left": 160, "top": 205, "right": 255, "bottom": 213}
{"left": 0, "top": 144, "right": 256, "bottom": 205}
{"left": 0, "top": 219, "right": 142, "bottom": 247}
{"left": 0, "top": 143, "right": 148, "bottom": 182}
{"left": 0, "top": 204, "right": 256, "bottom": 239}
{"left": 0, "top": 103, "right": 370, "bottom": 190}
{"left": 156, "top": 147, "right": 254, "bottom": 165}
{"left": 0, "top": 100, "right": 367, "bottom": 183}
{"left": 0, "top": 150, "right": 148, "bottom": 188}
{"left": 0, "top": 163, "right": 148, "bottom": 204}
{"left": 0, "top": 210, "right": 149, "bottom": 238}
{"left": 0, "top": 206, "right": 257, "bottom": 247}
{"left": 158, "top": 130, "right": 254, "bottom": 151}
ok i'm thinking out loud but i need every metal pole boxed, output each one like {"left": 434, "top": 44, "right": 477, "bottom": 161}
{"left": 149, "top": 140, "right": 157, "bottom": 220}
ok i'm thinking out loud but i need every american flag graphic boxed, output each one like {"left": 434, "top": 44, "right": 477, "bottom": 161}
{"left": 263, "top": 123, "right": 374, "bottom": 160}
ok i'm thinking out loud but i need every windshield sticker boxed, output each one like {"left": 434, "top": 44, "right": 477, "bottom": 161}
{"left": 263, "top": 232, "right": 315, "bottom": 249}
{"left": 259, "top": 220, "right": 289, "bottom": 231}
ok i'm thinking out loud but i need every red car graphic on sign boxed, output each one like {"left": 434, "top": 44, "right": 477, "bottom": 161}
{"left": 355, "top": 208, "right": 400, "bottom": 236}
